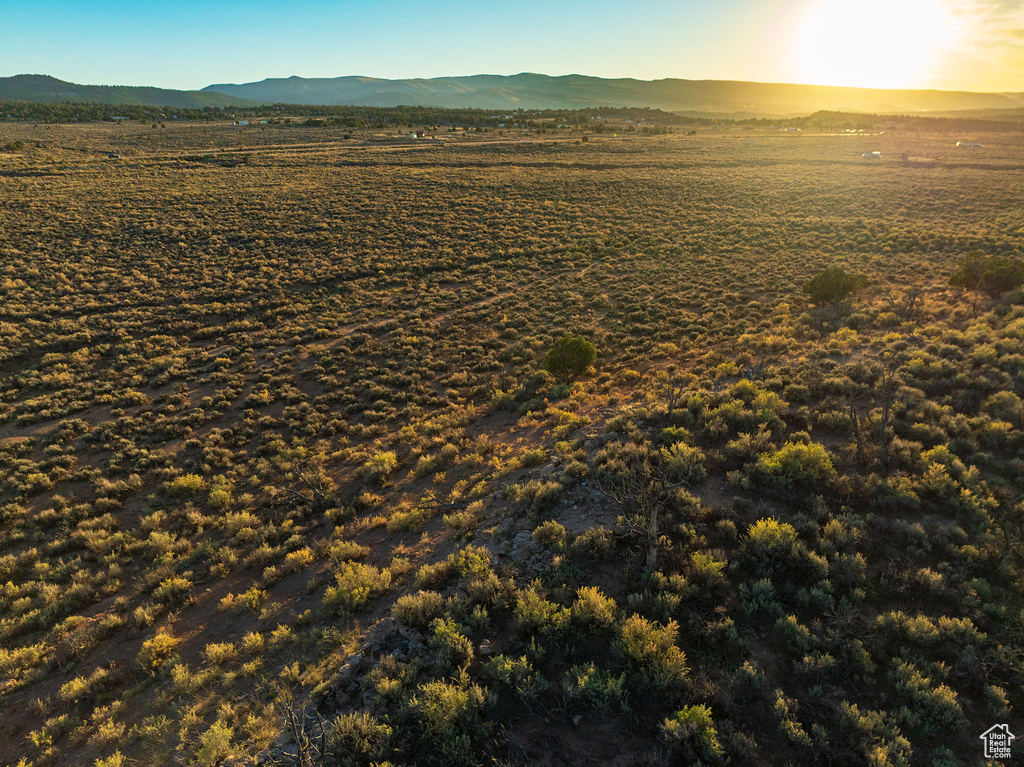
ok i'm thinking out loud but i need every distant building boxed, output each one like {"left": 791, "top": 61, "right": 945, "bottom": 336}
{"left": 863, "top": 151, "right": 881, "bottom": 159}
{"left": 956, "top": 141, "right": 983, "bottom": 148}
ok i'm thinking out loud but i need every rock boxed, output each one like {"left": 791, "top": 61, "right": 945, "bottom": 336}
{"left": 478, "top": 639, "right": 493, "bottom": 655}
{"left": 346, "top": 682, "right": 360, "bottom": 695}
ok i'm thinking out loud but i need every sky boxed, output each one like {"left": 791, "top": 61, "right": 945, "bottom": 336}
{"left": 3, "top": 0, "right": 1024, "bottom": 92}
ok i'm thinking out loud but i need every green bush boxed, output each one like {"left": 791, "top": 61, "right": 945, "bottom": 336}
{"left": 889, "top": 660, "right": 966, "bottom": 734}
{"left": 532, "top": 520, "right": 567, "bottom": 549}
{"left": 949, "top": 251, "right": 1024, "bottom": 298}
{"left": 615, "top": 614, "right": 689, "bottom": 690}
{"left": 136, "top": 631, "right": 179, "bottom": 673}
{"left": 363, "top": 451, "right": 398, "bottom": 483}
{"left": 660, "top": 442, "right": 706, "bottom": 484}
{"left": 392, "top": 590, "right": 445, "bottom": 628}
{"left": 324, "top": 562, "right": 392, "bottom": 614}
{"left": 542, "top": 335, "right": 597, "bottom": 385}
{"left": 570, "top": 585, "right": 617, "bottom": 629}
{"left": 429, "top": 617, "right": 474, "bottom": 672}
{"left": 745, "top": 517, "right": 799, "bottom": 553}
{"left": 563, "top": 662, "right": 626, "bottom": 711}
{"left": 755, "top": 441, "right": 835, "bottom": 489}
{"left": 803, "top": 266, "right": 869, "bottom": 306}
{"left": 165, "top": 474, "right": 206, "bottom": 496}
{"left": 195, "top": 721, "right": 234, "bottom": 766}
{"left": 487, "top": 655, "right": 548, "bottom": 700}
{"left": 661, "top": 704, "right": 724, "bottom": 760}
{"left": 409, "top": 680, "right": 493, "bottom": 766}
{"left": 515, "top": 582, "right": 569, "bottom": 635}
{"left": 326, "top": 711, "right": 392, "bottom": 763}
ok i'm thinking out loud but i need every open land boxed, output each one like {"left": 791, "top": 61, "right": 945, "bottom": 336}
{"left": 1, "top": 117, "right": 1023, "bottom": 766}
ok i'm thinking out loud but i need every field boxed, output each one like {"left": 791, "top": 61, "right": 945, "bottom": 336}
{"left": 1, "top": 117, "right": 1023, "bottom": 766}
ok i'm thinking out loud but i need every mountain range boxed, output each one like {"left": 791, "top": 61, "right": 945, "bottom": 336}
{"left": 0, "top": 74, "right": 258, "bottom": 109}
{"left": 4, "top": 72, "right": 1024, "bottom": 117}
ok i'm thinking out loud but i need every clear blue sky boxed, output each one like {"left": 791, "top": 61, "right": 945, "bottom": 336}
{"left": 4, "top": 0, "right": 1023, "bottom": 91}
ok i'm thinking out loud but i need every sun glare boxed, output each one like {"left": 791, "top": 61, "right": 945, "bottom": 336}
{"left": 795, "top": 0, "right": 959, "bottom": 89}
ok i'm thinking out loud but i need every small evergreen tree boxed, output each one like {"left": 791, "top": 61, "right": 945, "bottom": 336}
{"left": 949, "top": 251, "right": 1024, "bottom": 299}
{"left": 543, "top": 335, "right": 597, "bottom": 385}
{"left": 802, "top": 267, "right": 869, "bottom": 307}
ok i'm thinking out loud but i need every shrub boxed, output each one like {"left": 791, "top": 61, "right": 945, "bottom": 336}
{"left": 755, "top": 442, "right": 835, "bottom": 489}
{"left": 835, "top": 702, "right": 913, "bottom": 766}
{"left": 570, "top": 585, "right": 617, "bottom": 629}
{"left": 982, "top": 390, "right": 1024, "bottom": 426}
{"left": 563, "top": 662, "right": 626, "bottom": 711}
{"left": 518, "top": 447, "right": 548, "bottom": 467}
{"left": 324, "top": 562, "right": 392, "bottom": 614}
{"left": 572, "top": 526, "right": 612, "bottom": 556}
{"left": 392, "top": 590, "right": 445, "bottom": 628}
{"left": 329, "top": 540, "right": 370, "bottom": 562}
{"left": 409, "top": 680, "right": 493, "bottom": 766}
{"left": 889, "top": 660, "right": 966, "bottom": 733}
{"left": 515, "top": 582, "right": 569, "bottom": 635}
{"left": 616, "top": 614, "right": 689, "bottom": 690}
{"left": 949, "top": 251, "right": 1024, "bottom": 298}
{"left": 660, "top": 442, "right": 706, "bottom": 484}
{"left": 803, "top": 266, "right": 869, "bottom": 306}
{"left": 363, "top": 451, "right": 398, "bottom": 483}
{"left": 532, "top": 520, "right": 567, "bottom": 549}
{"left": 195, "top": 721, "right": 233, "bottom": 766}
{"left": 326, "top": 711, "right": 392, "bottom": 763}
{"left": 137, "top": 631, "right": 179, "bottom": 673}
{"left": 203, "top": 642, "right": 236, "bottom": 665}
{"left": 542, "top": 335, "right": 597, "bottom": 385}
{"left": 207, "top": 488, "right": 231, "bottom": 509}
{"left": 487, "top": 655, "right": 548, "bottom": 700}
{"left": 661, "top": 704, "right": 724, "bottom": 760}
{"left": 386, "top": 505, "right": 432, "bottom": 532}
{"left": 165, "top": 474, "right": 206, "bottom": 496}
{"left": 152, "top": 575, "right": 191, "bottom": 604}
{"left": 508, "top": 479, "right": 563, "bottom": 511}
{"left": 746, "top": 516, "right": 796, "bottom": 546}
{"left": 689, "top": 552, "right": 727, "bottom": 586}
{"left": 429, "top": 617, "right": 474, "bottom": 672}
{"left": 414, "top": 545, "right": 492, "bottom": 589}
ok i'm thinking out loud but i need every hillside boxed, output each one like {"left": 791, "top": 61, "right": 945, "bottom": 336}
{"left": 6, "top": 72, "right": 1023, "bottom": 117}
{"left": 202, "top": 72, "right": 1024, "bottom": 115}
{"left": 0, "top": 74, "right": 259, "bottom": 109}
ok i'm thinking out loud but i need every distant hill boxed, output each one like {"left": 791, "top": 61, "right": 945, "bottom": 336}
{"left": 202, "top": 72, "right": 1024, "bottom": 116}
{"left": 0, "top": 74, "right": 259, "bottom": 108}
{"left": 5, "top": 73, "right": 1023, "bottom": 117}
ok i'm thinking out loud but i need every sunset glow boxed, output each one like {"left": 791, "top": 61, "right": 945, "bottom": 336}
{"left": 795, "top": 0, "right": 960, "bottom": 89}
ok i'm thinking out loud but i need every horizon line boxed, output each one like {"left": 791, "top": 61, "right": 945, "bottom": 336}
{"left": 4, "top": 71, "right": 1021, "bottom": 97}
